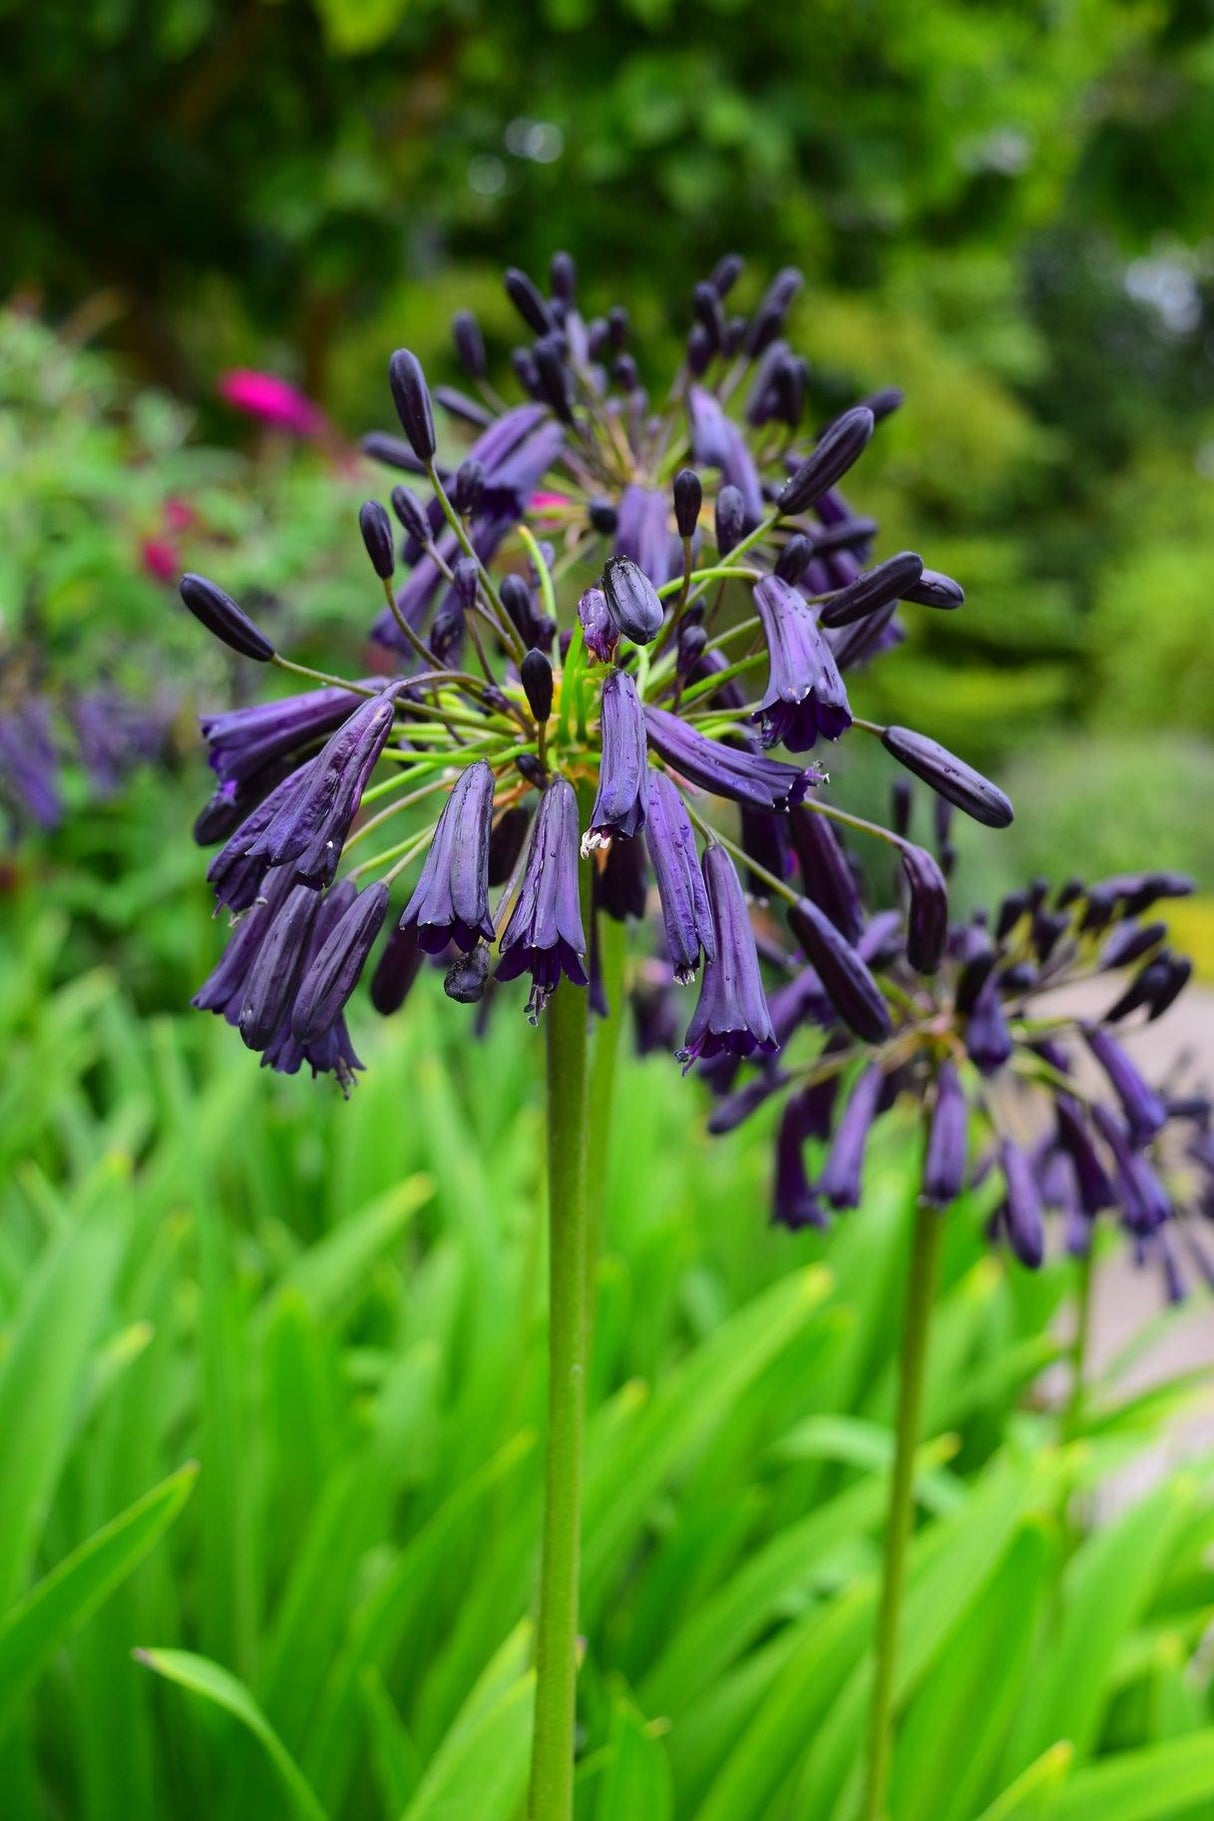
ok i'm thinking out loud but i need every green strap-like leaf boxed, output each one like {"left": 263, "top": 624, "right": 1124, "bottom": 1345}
{"left": 134, "top": 1647, "right": 330, "bottom": 1821}
{"left": 0, "top": 1463, "right": 196, "bottom": 1742}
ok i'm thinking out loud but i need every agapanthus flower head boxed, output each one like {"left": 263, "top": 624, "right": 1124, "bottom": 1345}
{"left": 183, "top": 251, "right": 1026, "bottom": 1092}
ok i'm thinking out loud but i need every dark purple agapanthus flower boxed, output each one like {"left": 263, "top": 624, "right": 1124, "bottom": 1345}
{"left": 644, "top": 770, "right": 716, "bottom": 983}
{"left": 496, "top": 776, "right": 588, "bottom": 1020}
{"left": 584, "top": 671, "right": 647, "bottom": 849}
{"left": 179, "top": 251, "right": 1032, "bottom": 1089}
{"left": 400, "top": 759, "right": 496, "bottom": 954}
{"left": 678, "top": 846, "right": 778, "bottom": 1068}
{"left": 752, "top": 576, "right": 851, "bottom": 752}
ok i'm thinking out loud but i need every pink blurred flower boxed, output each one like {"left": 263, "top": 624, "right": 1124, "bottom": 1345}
{"left": 141, "top": 537, "right": 179, "bottom": 583}
{"left": 528, "top": 490, "right": 572, "bottom": 514}
{"left": 164, "top": 497, "right": 196, "bottom": 534}
{"left": 218, "top": 368, "right": 325, "bottom": 438}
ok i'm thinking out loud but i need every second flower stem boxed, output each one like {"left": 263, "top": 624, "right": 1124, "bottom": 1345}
{"left": 862, "top": 1194, "right": 942, "bottom": 1821}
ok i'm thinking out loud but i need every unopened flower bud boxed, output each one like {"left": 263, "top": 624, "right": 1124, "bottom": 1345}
{"left": 673, "top": 468, "right": 702, "bottom": 540}
{"left": 358, "top": 501, "right": 395, "bottom": 580}
{"left": 388, "top": 349, "right": 436, "bottom": 463}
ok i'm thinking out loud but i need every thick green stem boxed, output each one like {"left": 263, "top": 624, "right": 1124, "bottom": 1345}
{"left": 584, "top": 914, "right": 628, "bottom": 1349}
{"left": 528, "top": 839, "right": 594, "bottom": 1821}
{"left": 863, "top": 1196, "right": 942, "bottom": 1821}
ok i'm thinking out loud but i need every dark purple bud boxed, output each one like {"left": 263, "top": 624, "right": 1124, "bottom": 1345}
{"left": 995, "top": 890, "right": 1028, "bottom": 940}
{"left": 504, "top": 266, "right": 553, "bottom": 335}
{"left": 999, "top": 1140, "right": 1045, "bottom": 1269}
{"left": 923, "top": 1062, "right": 967, "bottom": 1206}
{"left": 778, "top": 408, "right": 875, "bottom": 517}
{"left": 451, "top": 309, "right": 486, "bottom": 380}
{"left": 724, "top": 314, "right": 747, "bottom": 356}
{"left": 715, "top": 485, "right": 746, "bottom": 557}
{"left": 881, "top": 726, "right": 1013, "bottom": 829}
{"left": 450, "top": 557, "right": 478, "bottom": 614}
{"left": 444, "top": 944, "right": 491, "bottom": 1004}
{"left": 775, "top": 535, "right": 813, "bottom": 585}
{"left": 1099, "top": 919, "right": 1166, "bottom": 970}
{"left": 607, "top": 305, "right": 629, "bottom": 348}
{"left": 965, "top": 975, "right": 1013, "bottom": 1075}
{"left": 900, "top": 843, "right": 948, "bottom": 973}
{"left": 691, "top": 282, "right": 725, "bottom": 352}
{"left": 1146, "top": 954, "right": 1192, "bottom": 1021}
{"left": 511, "top": 348, "right": 541, "bottom": 398}
{"left": 533, "top": 334, "right": 573, "bottom": 424}
{"left": 369, "top": 919, "right": 424, "bottom": 1015}
{"left": 819, "top": 553, "right": 925, "bottom": 630}
{"left": 645, "top": 707, "right": 821, "bottom": 813}
{"left": 676, "top": 623, "right": 709, "bottom": 683}
{"left": 588, "top": 499, "right": 619, "bottom": 536}
{"left": 602, "top": 555, "right": 664, "bottom": 646}
{"left": 678, "top": 845, "right": 778, "bottom": 1068}
{"left": 752, "top": 575, "right": 851, "bottom": 751}
{"left": 787, "top": 896, "right": 890, "bottom": 1042}
{"left": 1079, "top": 885, "right": 1117, "bottom": 933}
{"left": 772, "top": 1090, "right": 829, "bottom": 1231}
{"left": 645, "top": 770, "right": 716, "bottom": 983}
{"left": 488, "top": 804, "right": 531, "bottom": 886}
{"left": 496, "top": 776, "right": 588, "bottom": 1018}
{"left": 1114, "top": 870, "right": 1194, "bottom": 916}
{"left": 550, "top": 250, "right": 577, "bottom": 302}
{"left": 521, "top": 650, "right": 554, "bottom": 725}
{"left": 673, "top": 468, "right": 702, "bottom": 540}
{"left": 1092, "top": 1104, "right": 1170, "bottom": 1235}
{"left": 1056, "top": 1094, "right": 1115, "bottom": 1217}
{"left": 1055, "top": 877, "right": 1084, "bottom": 909}
{"left": 390, "top": 484, "right": 431, "bottom": 545}
{"left": 787, "top": 807, "right": 863, "bottom": 941}
{"left": 585, "top": 670, "right": 647, "bottom": 847}
{"left": 809, "top": 514, "right": 881, "bottom": 557}
{"left": 361, "top": 432, "right": 427, "bottom": 475}
{"left": 292, "top": 882, "right": 389, "bottom": 1043}
{"left": 515, "top": 752, "right": 547, "bottom": 789}
{"left": 238, "top": 882, "right": 320, "bottom": 1051}
{"left": 401, "top": 759, "right": 496, "bottom": 955}
{"left": 358, "top": 501, "right": 396, "bottom": 580}
{"left": 497, "top": 572, "right": 537, "bottom": 646}
{"left": 577, "top": 585, "right": 618, "bottom": 665}
{"left": 1032, "top": 910, "right": 1069, "bottom": 964}
{"left": 179, "top": 573, "right": 274, "bottom": 662}
{"left": 819, "top": 1063, "right": 884, "bottom": 1209}
{"left": 954, "top": 927, "right": 997, "bottom": 1014}
{"left": 686, "top": 324, "right": 714, "bottom": 376}
{"left": 453, "top": 457, "right": 485, "bottom": 517}
{"left": 901, "top": 569, "right": 965, "bottom": 610}
{"left": 891, "top": 780, "right": 913, "bottom": 840}
{"left": 862, "top": 387, "right": 904, "bottom": 422}
{"left": 1083, "top": 1025, "right": 1166, "bottom": 1147}
{"left": 388, "top": 349, "right": 437, "bottom": 464}
{"left": 709, "top": 252, "right": 744, "bottom": 299}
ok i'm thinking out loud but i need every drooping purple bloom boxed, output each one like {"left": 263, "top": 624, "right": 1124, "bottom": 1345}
{"left": 1055, "top": 1093, "right": 1116, "bottom": 1218}
{"left": 818, "top": 1063, "right": 884, "bottom": 1210}
{"left": 246, "top": 688, "right": 399, "bottom": 888}
{"left": 401, "top": 760, "right": 496, "bottom": 954}
{"left": 193, "top": 863, "right": 298, "bottom": 1022}
{"left": 237, "top": 880, "right": 322, "bottom": 1051}
{"left": 645, "top": 708, "right": 821, "bottom": 813}
{"left": 922, "top": 1061, "right": 967, "bottom": 1207}
{"left": 584, "top": 671, "right": 648, "bottom": 849}
{"left": 964, "top": 975, "right": 1014, "bottom": 1075}
{"left": 772, "top": 1090, "right": 829, "bottom": 1230}
{"left": 596, "top": 835, "right": 648, "bottom": 922}
{"left": 496, "top": 776, "right": 588, "bottom": 1019}
{"left": 1083, "top": 1025, "right": 1167, "bottom": 1148}
{"left": 752, "top": 576, "right": 851, "bottom": 752}
{"left": 369, "top": 920, "right": 425, "bottom": 1015}
{"left": 206, "top": 767, "right": 308, "bottom": 912}
{"left": 201, "top": 685, "right": 366, "bottom": 787}
{"left": 678, "top": 845, "right": 778, "bottom": 1068}
{"left": 999, "top": 1140, "right": 1045, "bottom": 1268}
{"left": 1092, "top": 1105, "right": 1171, "bottom": 1235}
{"left": 578, "top": 587, "right": 618, "bottom": 664}
{"left": 644, "top": 770, "right": 716, "bottom": 983}
{"left": 292, "top": 882, "right": 390, "bottom": 1043}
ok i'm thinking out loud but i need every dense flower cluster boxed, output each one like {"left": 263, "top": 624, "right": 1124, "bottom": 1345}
{"left": 188, "top": 252, "right": 1015, "bottom": 1088}
{"left": 652, "top": 790, "right": 1207, "bottom": 1292}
